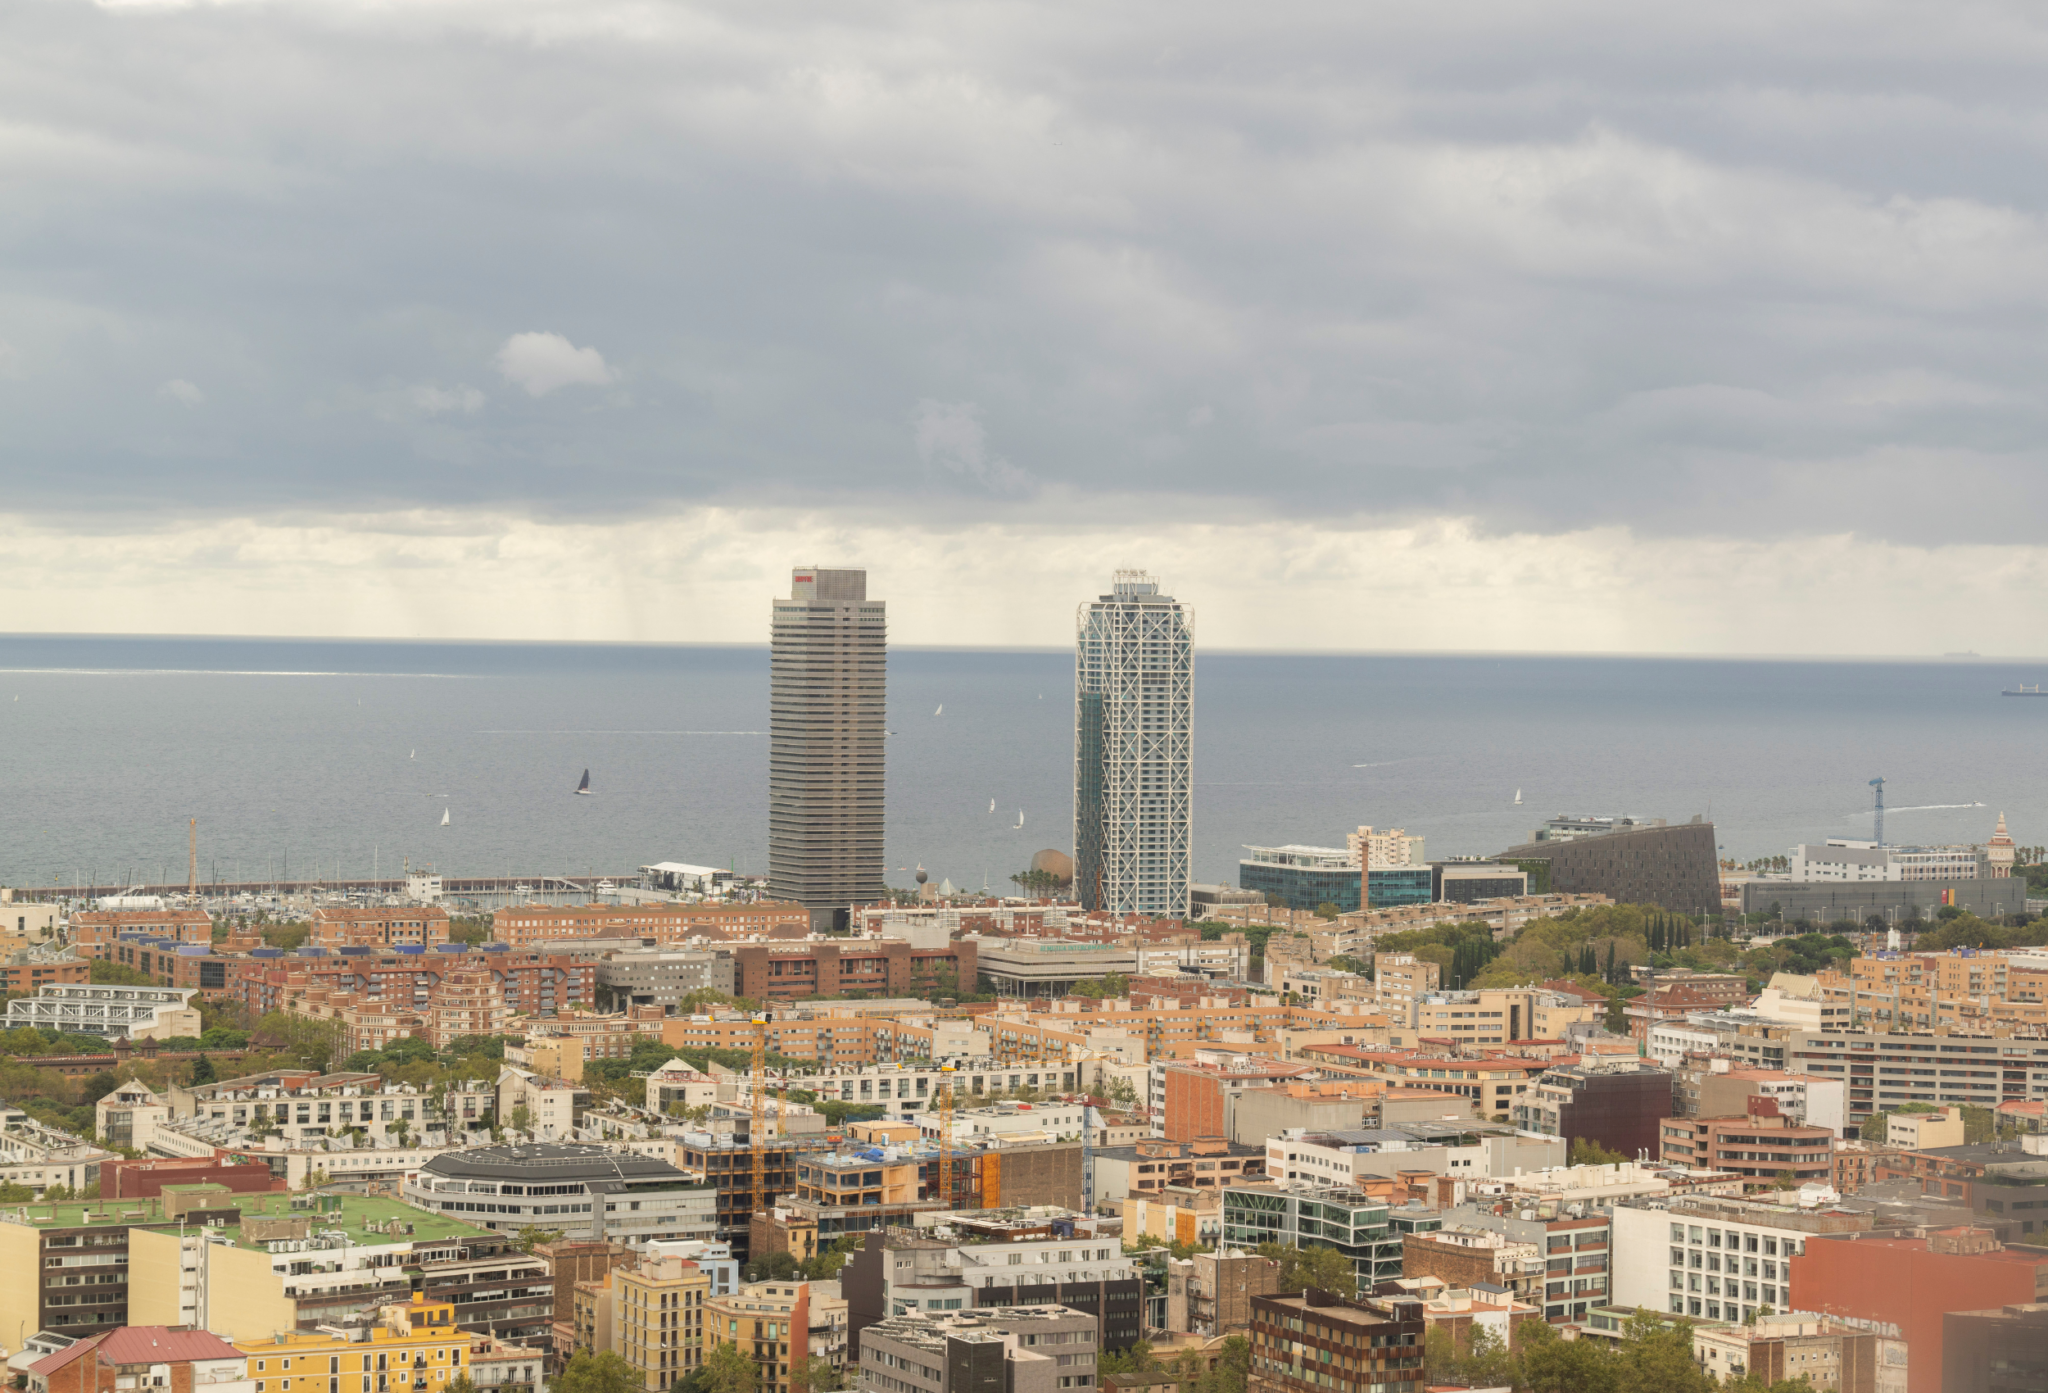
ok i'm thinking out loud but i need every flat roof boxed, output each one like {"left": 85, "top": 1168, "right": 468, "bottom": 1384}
{"left": 2, "top": 1192, "right": 491, "bottom": 1246}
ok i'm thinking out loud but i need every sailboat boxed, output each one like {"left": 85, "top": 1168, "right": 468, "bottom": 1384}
{"left": 1513, "top": 789, "right": 1523, "bottom": 805}
{"left": 1014, "top": 809, "right": 1025, "bottom": 830}
{"left": 575, "top": 769, "right": 592, "bottom": 796}
{"left": 409, "top": 749, "right": 415, "bottom": 759}
{"left": 989, "top": 798, "right": 996, "bottom": 814}
{"left": 440, "top": 806, "right": 450, "bottom": 827}
{"left": 934, "top": 704, "right": 944, "bottom": 717}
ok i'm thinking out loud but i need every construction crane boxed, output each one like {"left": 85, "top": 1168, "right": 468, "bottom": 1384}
{"left": 750, "top": 1014, "right": 769, "bottom": 1227}
{"left": 187, "top": 819, "right": 197, "bottom": 897}
{"left": 937, "top": 1063, "right": 956, "bottom": 1207}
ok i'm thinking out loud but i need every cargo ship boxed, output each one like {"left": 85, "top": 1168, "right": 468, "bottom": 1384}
{"left": 2002, "top": 684, "right": 2047, "bottom": 696}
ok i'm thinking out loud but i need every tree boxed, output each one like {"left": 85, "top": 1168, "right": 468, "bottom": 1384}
{"left": 1097, "top": 1343, "right": 1158, "bottom": 1377}
{"left": 1255, "top": 1241, "right": 1355, "bottom": 1298}
{"left": 795, "top": 1358, "right": 843, "bottom": 1393}
{"left": 558, "top": 1352, "right": 639, "bottom": 1393}
{"left": 1570, "top": 1137, "right": 1629, "bottom": 1167}
{"left": 701, "top": 1342, "right": 758, "bottom": 1393}
{"left": 517, "top": 1225, "right": 565, "bottom": 1253}
{"left": 187, "top": 1053, "right": 217, "bottom": 1086}
{"left": 1615, "top": 1310, "right": 1712, "bottom": 1393}
{"left": 1197, "top": 1336, "right": 1250, "bottom": 1393}
{"left": 446, "top": 1378, "right": 477, "bottom": 1393}
{"left": 508, "top": 1104, "right": 534, "bottom": 1136}
{"left": 1518, "top": 1320, "right": 1618, "bottom": 1393}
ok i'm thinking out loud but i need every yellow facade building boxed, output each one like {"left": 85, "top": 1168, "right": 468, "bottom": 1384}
{"left": 707, "top": 1282, "right": 810, "bottom": 1393}
{"left": 615, "top": 1256, "right": 712, "bottom": 1390}
{"left": 238, "top": 1293, "right": 470, "bottom": 1393}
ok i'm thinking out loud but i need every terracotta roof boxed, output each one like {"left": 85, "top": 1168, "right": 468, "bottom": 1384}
{"left": 29, "top": 1337, "right": 106, "bottom": 1378}
{"left": 99, "top": 1328, "right": 247, "bottom": 1364}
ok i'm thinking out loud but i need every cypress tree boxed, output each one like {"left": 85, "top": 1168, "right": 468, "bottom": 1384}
{"left": 1604, "top": 941, "right": 1618, "bottom": 984}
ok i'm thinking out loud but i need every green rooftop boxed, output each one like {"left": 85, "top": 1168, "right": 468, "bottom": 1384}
{"left": 0, "top": 1192, "right": 492, "bottom": 1248}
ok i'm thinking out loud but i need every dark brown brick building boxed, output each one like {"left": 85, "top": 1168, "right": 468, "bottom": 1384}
{"left": 731, "top": 937, "right": 977, "bottom": 1002}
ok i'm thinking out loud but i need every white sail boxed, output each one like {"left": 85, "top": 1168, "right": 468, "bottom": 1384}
{"left": 441, "top": 807, "right": 450, "bottom": 826}
{"left": 934, "top": 703, "right": 943, "bottom": 716}
{"left": 1514, "top": 788, "right": 1522, "bottom": 804}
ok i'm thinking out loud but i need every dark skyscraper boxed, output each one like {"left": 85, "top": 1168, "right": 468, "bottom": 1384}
{"left": 1074, "top": 570, "right": 1193, "bottom": 918}
{"left": 768, "top": 567, "right": 885, "bottom": 930}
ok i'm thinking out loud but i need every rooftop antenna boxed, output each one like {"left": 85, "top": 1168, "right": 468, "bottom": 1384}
{"left": 1869, "top": 777, "right": 1886, "bottom": 847}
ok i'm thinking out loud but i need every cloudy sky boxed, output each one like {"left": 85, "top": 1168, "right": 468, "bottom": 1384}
{"left": 6, "top": 0, "right": 2048, "bottom": 653}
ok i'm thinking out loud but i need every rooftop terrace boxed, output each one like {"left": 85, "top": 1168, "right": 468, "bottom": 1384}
{"left": 0, "top": 1191, "right": 491, "bottom": 1248}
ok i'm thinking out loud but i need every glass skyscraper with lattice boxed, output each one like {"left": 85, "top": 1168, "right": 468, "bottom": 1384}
{"left": 1074, "top": 571, "right": 1193, "bottom": 917}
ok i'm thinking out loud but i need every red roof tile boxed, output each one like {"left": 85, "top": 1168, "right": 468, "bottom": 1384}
{"left": 98, "top": 1328, "right": 247, "bottom": 1364}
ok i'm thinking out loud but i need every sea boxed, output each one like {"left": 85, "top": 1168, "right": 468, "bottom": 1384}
{"left": 1, "top": 634, "right": 2044, "bottom": 900}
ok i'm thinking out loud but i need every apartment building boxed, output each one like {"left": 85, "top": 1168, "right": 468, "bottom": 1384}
{"left": 614, "top": 1255, "right": 712, "bottom": 1391}
{"left": 1657, "top": 1105, "right": 1835, "bottom": 1190}
{"left": 1158, "top": 1056, "right": 1318, "bottom": 1142}
{"left": 857, "top": 1306, "right": 1100, "bottom": 1393}
{"left": 1164, "top": 1250, "right": 1282, "bottom": 1336}
{"left": 1321, "top": 1047, "right": 1555, "bottom": 1118}
{"left": 67, "top": 909, "right": 213, "bottom": 950}
{"left": 1093, "top": 1138, "right": 1264, "bottom": 1203}
{"left": 1245, "top": 1289, "right": 1425, "bottom": 1393}
{"left": 1399, "top": 1228, "right": 1544, "bottom": 1307}
{"left": 308, "top": 905, "right": 451, "bottom": 948}
{"left": 1394, "top": 988, "right": 1602, "bottom": 1049}
{"left": 233, "top": 1292, "right": 472, "bottom": 1391}
{"left": 233, "top": 943, "right": 606, "bottom": 1020}
{"left": 418, "top": 1251, "right": 556, "bottom": 1343}
{"left": 1671, "top": 1059, "right": 1848, "bottom": 1134}
{"left": 733, "top": 938, "right": 980, "bottom": 1003}
{"left": 171, "top": 1069, "right": 495, "bottom": 1147}
{"left": 0, "top": 1109, "right": 115, "bottom": 1198}
{"left": 1513, "top": 1057, "right": 1675, "bottom": 1158}
{"left": 1692, "top": 1313, "right": 1902, "bottom": 1393}
{"left": 1429, "top": 1203, "right": 1613, "bottom": 1326}
{"left": 492, "top": 902, "right": 810, "bottom": 948}
{"left": 1785, "top": 1028, "right": 2048, "bottom": 1126}
{"left": 1221, "top": 1184, "right": 1407, "bottom": 1287}
{"left": 1373, "top": 956, "right": 1440, "bottom": 1014}
{"left": 4, "top": 983, "right": 201, "bottom": 1040}
{"left": 707, "top": 1280, "right": 812, "bottom": 1393}
{"left": 1610, "top": 1196, "right": 1870, "bottom": 1323}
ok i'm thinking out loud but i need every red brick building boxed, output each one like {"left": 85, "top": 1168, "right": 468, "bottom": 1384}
{"left": 1659, "top": 1100, "right": 1835, "bottom": 1190}
{"left": 309, "top": 905, "right": 451, "bottom": 948}
{"left": 68, "top": 909, "right": 213, "bottom": 952}
{"left": 1791, "top": 1227, "right": 2048, "bottom": 1393}
{"left": 100, "top": 1154, "right": 286, "bottom": 1200}
{"left": 729, "top": 938, "right": 977, "bottom": 1002}
{"left": 232, "top": 943, "right": 603, "bottom": 1018}
{"left": 0, "top": 957, "right": 90, "bottom": 993}
{"left": 492, "top": 902, "right": 809, "bottom": 948}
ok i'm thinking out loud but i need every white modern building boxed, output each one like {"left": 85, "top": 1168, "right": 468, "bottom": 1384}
{"left": 1610, "top": 1197, "right": 1833, "bottom": 1326}
{"left": 1264, "top": 1128, "right": 1566, "bottom": 1185}
{"left": 1074, "top": 570, "right": 1193, "bottom": 919}
{"left": 1788, "top": 841, "right": 1988, "bottom": 882}
{"left": 3, "top": 983, "right": 200, "bottom": 1039}
{"left": 1135, "top": 940, "right": 1249, "bottom": 980}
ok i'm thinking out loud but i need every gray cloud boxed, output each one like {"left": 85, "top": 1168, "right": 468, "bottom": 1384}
{"left": 3, "top": 0, "right": 2048, "bottom": 540}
